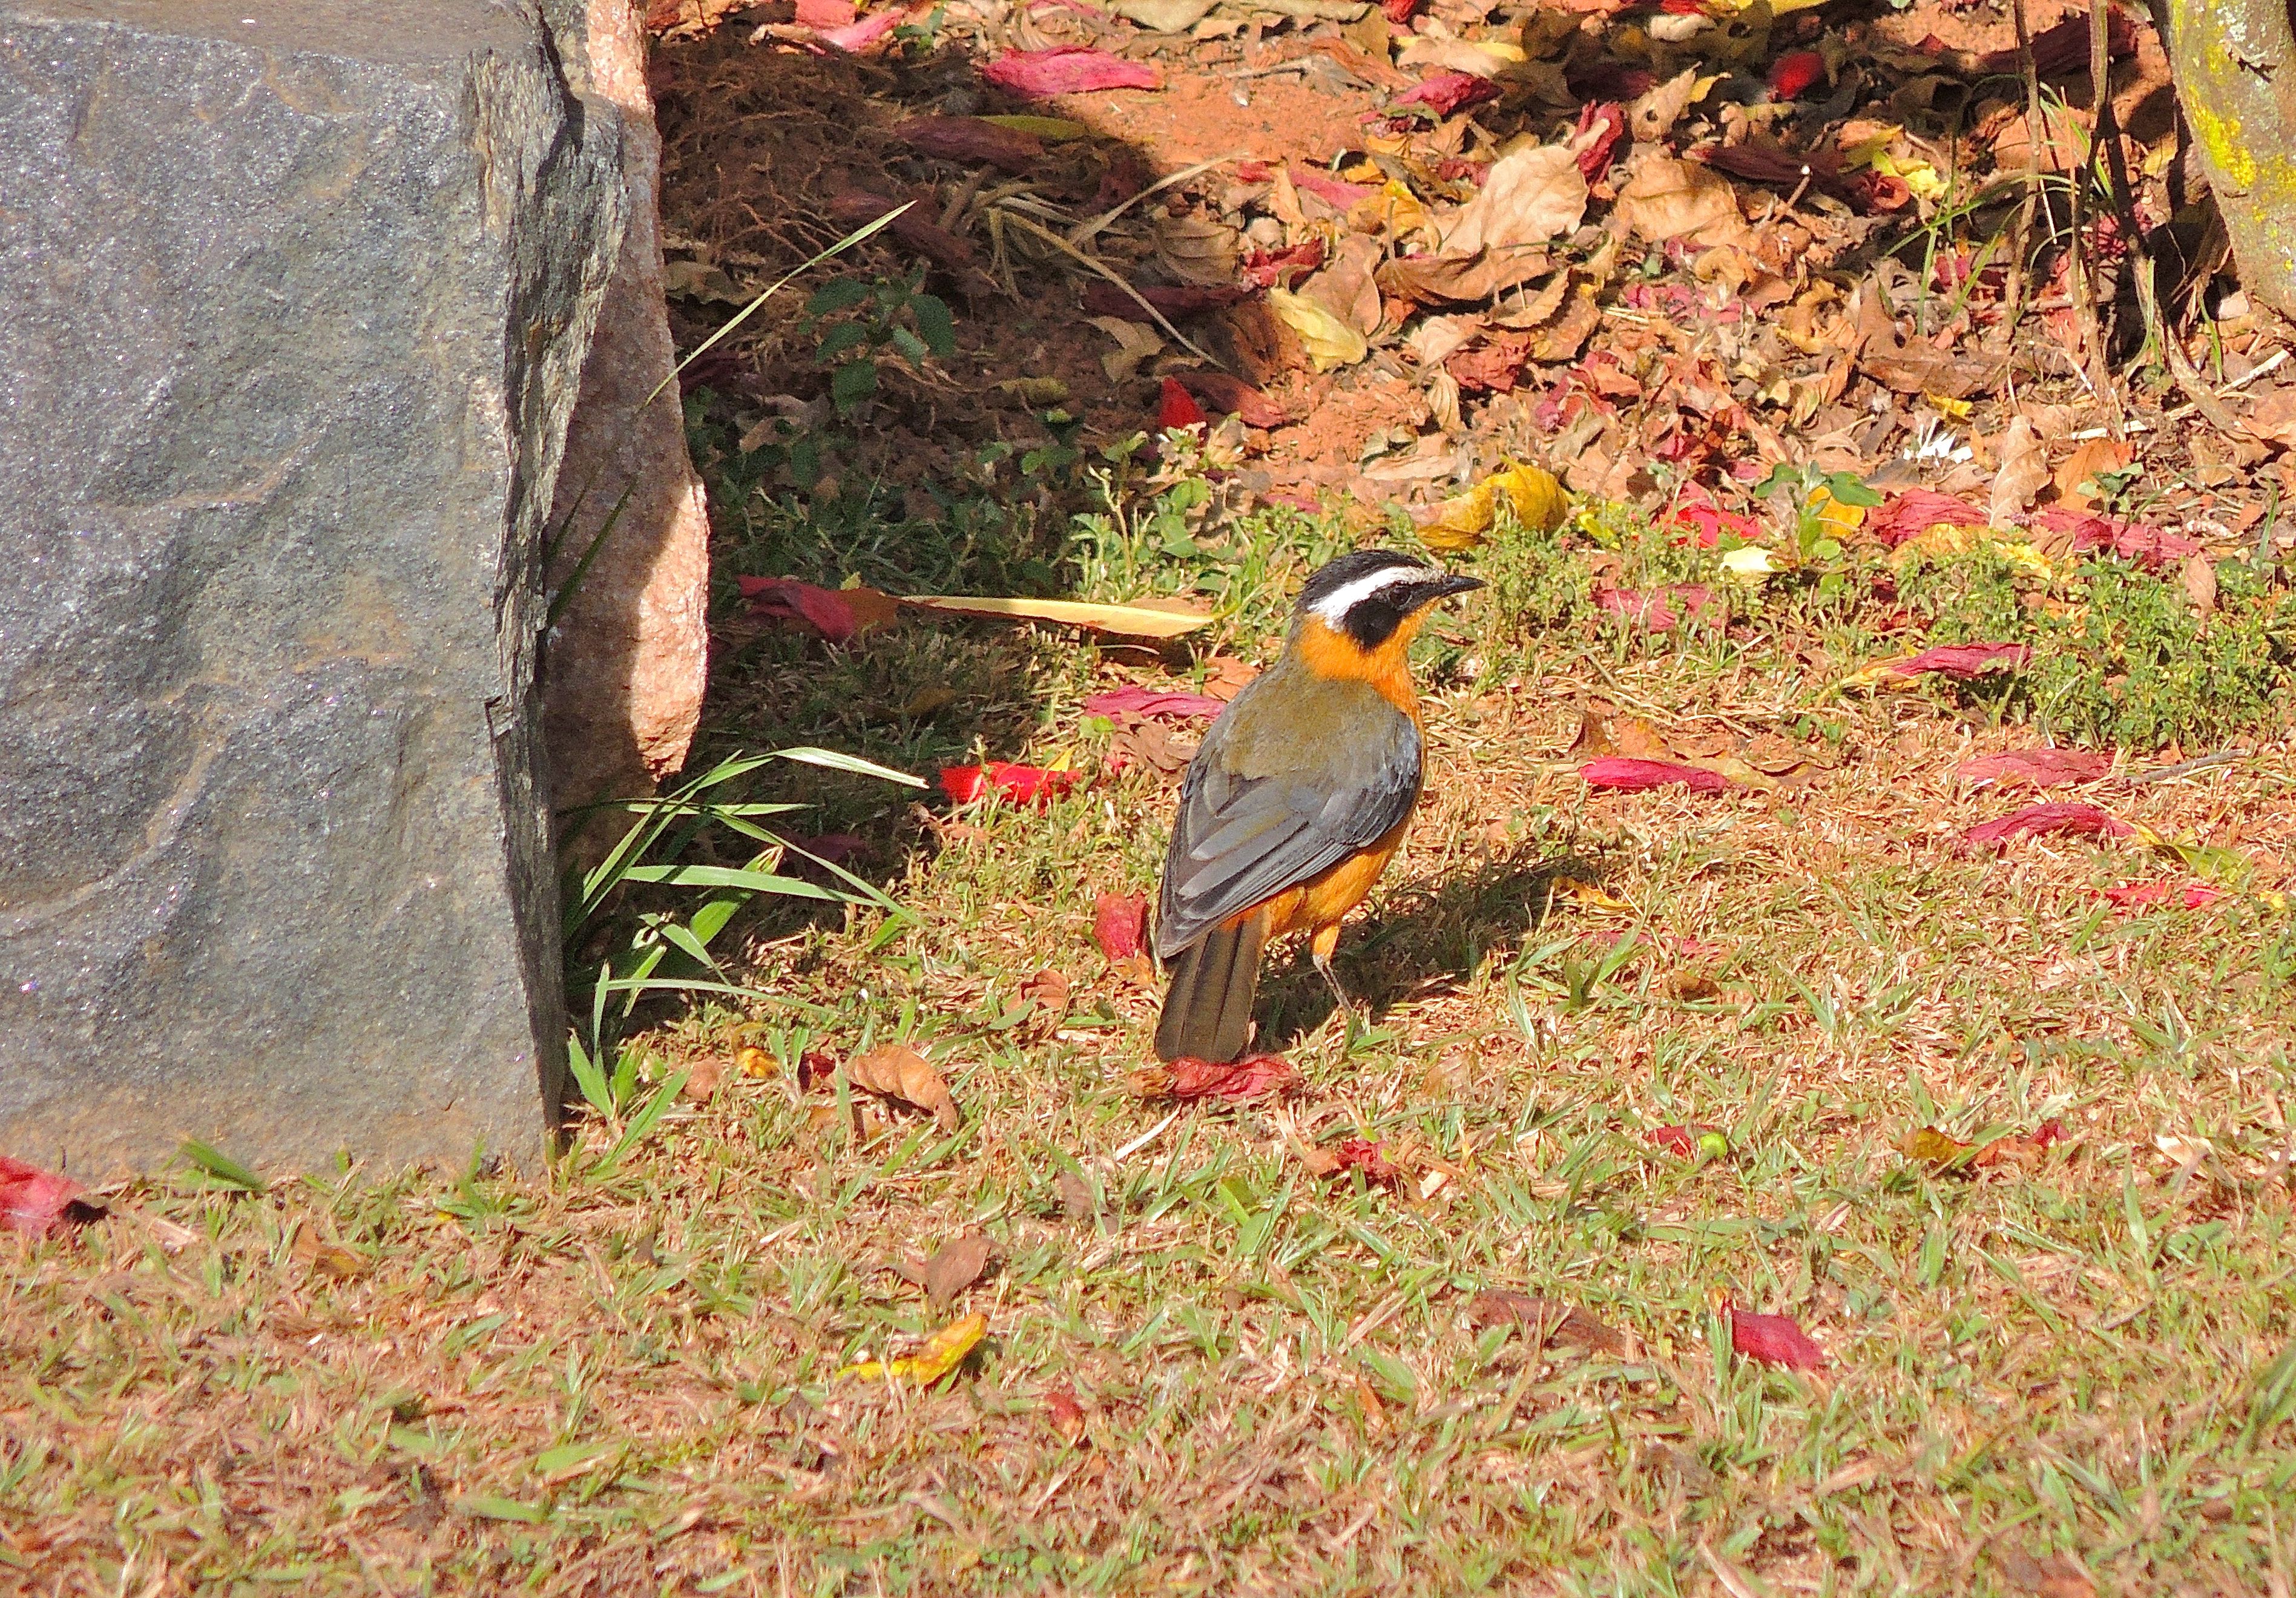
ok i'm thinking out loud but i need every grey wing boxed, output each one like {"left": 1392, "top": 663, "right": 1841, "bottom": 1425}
{"left": 1154, "top": 712, "right": 1421, "bottom": 959}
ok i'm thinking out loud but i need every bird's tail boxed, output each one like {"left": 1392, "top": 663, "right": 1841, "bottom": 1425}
{"left": 1154, "top": 912, "right": 1269, "bottom": 1063}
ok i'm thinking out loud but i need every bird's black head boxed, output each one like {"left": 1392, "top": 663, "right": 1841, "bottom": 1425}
{"left": 1295, "top": 549, "right": 1483, "bottom": 651}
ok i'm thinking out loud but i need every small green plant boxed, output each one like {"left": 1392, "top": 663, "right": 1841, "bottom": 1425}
{"left": 1898, "top": 544, "right": 2296, "bottom": 749}
{"left": 559, "top": 747, "right": 921, "bottom": 1157}
{"left": 1753, "top": 460, "right": 1884, "bottom": 602}
{"left": 799, "top": 271, "right": 955, "bottom": 418}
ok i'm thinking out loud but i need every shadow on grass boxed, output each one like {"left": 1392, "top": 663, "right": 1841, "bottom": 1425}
{"left": 1254, "top": 843, "right": 1599, "bottom": 1053}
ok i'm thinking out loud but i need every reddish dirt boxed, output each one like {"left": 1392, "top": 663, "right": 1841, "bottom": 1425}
{"left": 651, "top": 0, "right": 2291, "bottom": 547}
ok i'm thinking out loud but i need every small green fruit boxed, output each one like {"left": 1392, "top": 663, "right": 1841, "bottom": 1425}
{"left": 1696, "top": 1131, "right": 1731, "bottom": 1161}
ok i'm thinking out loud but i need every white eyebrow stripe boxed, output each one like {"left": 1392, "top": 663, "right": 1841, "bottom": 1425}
{"left": 1309, "top": 565, "right": 1423, "bottom": 625}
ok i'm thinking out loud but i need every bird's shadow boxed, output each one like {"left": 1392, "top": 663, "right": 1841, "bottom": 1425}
{"left": 1253, "top": 843, "right": 1605, "bottom": 1054}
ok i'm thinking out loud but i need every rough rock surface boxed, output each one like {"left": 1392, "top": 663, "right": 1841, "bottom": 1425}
{"left": 0, "top": 0, "right": 626, "bottom": 1175}
{"left": 544, "top": 0, "right": 713, "bottom": 854}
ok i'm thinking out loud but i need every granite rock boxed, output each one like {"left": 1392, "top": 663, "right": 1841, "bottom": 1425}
{"left": 0, "top": 0, "right": 627, "bottom": 1175}
{"left": 544, "top": 0, "right": 712, "bottom": 853}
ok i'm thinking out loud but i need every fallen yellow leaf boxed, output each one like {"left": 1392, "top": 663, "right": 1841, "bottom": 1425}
{"left": 1888, "top": 524, "right": 2053, "bottom": 579}
{"left": 1552, "top": 875, "right": 1632, "bottom": 912}
{"left": 1268, "top": 288, "right": 1368, "bottom": 371}
{"left": 978, "top": 114, "right": 1091, "bottom": 140}
{"left": 839, "top": 1312, "right": 988, "bottom": 1383}
{"left": 1421, "top": 463, "right": 1569, "bottom": 551}
{"left": 1806, "top": 484, "right": 1866, "bottom": 536}
{"left": 903, "top": 594, "right": 1212, "bottom": 639}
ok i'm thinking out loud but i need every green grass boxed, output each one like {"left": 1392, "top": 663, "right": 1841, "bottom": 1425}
{"left": 8, "top": 438, "right": 2296, "bottom": 1595}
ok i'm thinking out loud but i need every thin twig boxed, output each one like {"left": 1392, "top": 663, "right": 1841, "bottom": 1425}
{"left": 995, "top": 207, "right": 1227, "bottom": 368}
{"left": 2120, "top": 749, "right": 2252, "bottom": 785}
{"left": 1067, "top": 153, "right": 1247, "bottom": 249}
{"left": 1999, "top": 0, "right": 2045, "bottom": 338}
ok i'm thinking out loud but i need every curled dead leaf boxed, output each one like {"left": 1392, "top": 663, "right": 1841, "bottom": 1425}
{"left": 846, "top": 1044, "right": 960, "bottom": 1133}
{"left": 922, "top": 1232, "right": 993, "bottom": 1306}
{"left": 1468, "top": 1289, "right": 1626, "bottom": 1355}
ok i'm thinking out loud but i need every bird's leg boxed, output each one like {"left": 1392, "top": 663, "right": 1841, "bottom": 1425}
{"left": 1310, "top": 924, "right": 1354, "bottom": 1018}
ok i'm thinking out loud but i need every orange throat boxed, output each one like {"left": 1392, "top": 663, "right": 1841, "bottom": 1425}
{"left": 1294, "top": 615, "right": 1425, "bottom": 722}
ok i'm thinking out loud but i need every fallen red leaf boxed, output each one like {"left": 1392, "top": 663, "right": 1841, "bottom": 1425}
{"left": 1866, "top": 489, "right": 1988, "bottom": 548}
{"left": 819, "top": 8, "right": 901, "bottom": 50}
{"left": 1045, "top": 1382, "right": 1087, "bottom": 1438}
{"left": 1328, "top": 1138, "right": 1404, "bottom": 1185}
{"left": 1581, "top": 758, "right": 1731, "bottom": 794}
{"left": 1963, "top": 801, "right": 2134, "bottom": 847}
{"left": 895, "top": 114, "right": 1045, "bottom": 173}
{"left": 1081, "top": 281, "right": 1254, "bottom": 321}
{"left": 939, "top": 762, "right": 1081, "bottom": 807}
{"left": 1, "top": 1154, "right": 99, "bottom": 1239}
{"left": 982, "top": 47, "right": 1161, "bottom": 97}
{"left": 1240, "top": 238, "right": 1326, "bottom": 289}
{"left": 826, "top": 189, "right": 979, "bottom": 277}
{"left": 1169, "top": 369, "right": 1288, "bottom": 428}
{"left": 1665, "top": 483, "right": 1758, "bottom": 548}
{"left": 1767, "top": 48, "right": 1826, "bottom": 99}
{"left": 1093, "top": 892, "right": 1148, "bottom": 961}
{"left": 1646, "top": 1123, "right": 1720, "bottom": 1157}
{"left": 1289, "top": 166, "right": 1379, "bottom": 208}
{"left": 795, "top": 0, "right": 849, "bottom": 24}
{"left": 1380, "top": 0, "right": 1418, "bottom": 21}
{"left": 1157, "top": 377, "right": 1206, "bottom": 430}
{"left": 1727, "top": 1302, "right": 1826, "bottom": 1370}
{"left": 783, "top": 832, "right": 870, "bottom": 866}
{"left": 739, "top": 576, "right": 860, "bottom": 642}
{"left": 2100, "top": 881, "right": 2225, "bottom": 911}
{"left": 1974, "top": 8, "right": 2134, "bottom": 76}
{"left": 1130, "top": 1054, "right": 1300, "bottom": 1102}
{"left": 1890, "top": 642, "right": 2029, "bottom": 679}
{"left": 1571, "top": 100, "right": 1627, "bottom": 180}
{"left": 1593, "top": 584, "right": 1717, "bottom": 630}
{"left": 2028, "top": 508, "right": 2202, "bottom": 572}
{"left": 2032, "top": 1119, "right": 2067, "bottom": 1149}
{"left": 1082, "top": 686, "right": 1225, "bottom": 722}
{"left": 1956, "top": 748, "right": 2113, "bottom": 789}
{"left": 1393, "top": 71, "right": 1500, "bottom": 117}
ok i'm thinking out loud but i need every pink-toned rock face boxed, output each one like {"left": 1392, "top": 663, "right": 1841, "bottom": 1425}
{"left": 544, "top": 0, "right": 711, "bottom": 855}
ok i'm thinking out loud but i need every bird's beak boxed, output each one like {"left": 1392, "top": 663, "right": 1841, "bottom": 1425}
{"left": 1429, "top": 573, "right": 1484, "bottom": 601}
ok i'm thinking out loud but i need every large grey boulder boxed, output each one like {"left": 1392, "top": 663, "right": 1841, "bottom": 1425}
{"left": 0, "top": 0, "right": 627, "bottom": 1175}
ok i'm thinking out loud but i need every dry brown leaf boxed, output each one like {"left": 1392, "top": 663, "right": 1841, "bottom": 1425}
{"left": 2183, "top": 553, "right": 2218, "bottom": 617}
{"left": 1611, "top": 154, "right": 1743, "bottom": 246}
{"left": 2052, "top": 436, "right": 2131, "bottom": 511}
{"left": 923, "top": 1232, "right": 992, "bottom": 1306}
{"left": 1467, "top": 1289, "right": 1626, "bottom": 1355}
{"left": 1856, "top": 290, "right": 1998, "bottom": 398}
{"left": 2244, "top": 385, "right": 2296, "bottom": 450}
{"left": 1439, "top": 143, "right": 1588, "bottom": 255}
{"left": 1156, "top": 214, "right": 1240, "bottom": 286}
{"left": 846, "top": 1044, "right": 960, "bottom": 1133}
{"left": 1301, "top": 234, "right": 1385, "bottom": 339}
{"left": 680, "top": 1055, "right": 723, "bottom": 1102}
{"left": 1627, "top": 67, "right": 1705, "bottom": 143}
{"left": 1018, "top": 967, "right": 1072, "bottom": 1016}
{"left": 1989, "top": 418, "right": 2049, "bottom": 525}
{"left": 1378, "top": 246, "right": 1553, "bottom": 304}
